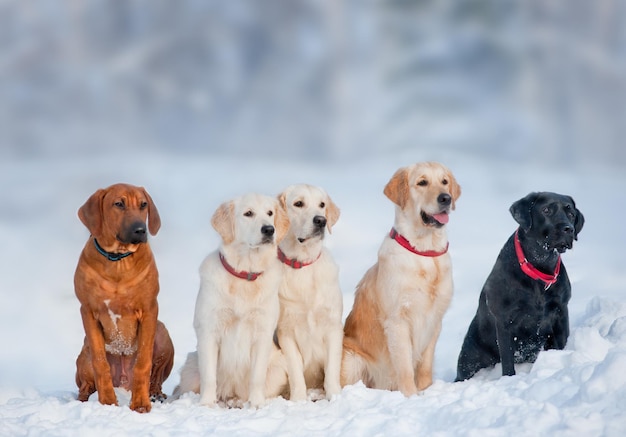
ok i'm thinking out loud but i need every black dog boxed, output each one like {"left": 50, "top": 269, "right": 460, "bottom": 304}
{"left": 456, "top": 192, "right": 584, "bottom": 381}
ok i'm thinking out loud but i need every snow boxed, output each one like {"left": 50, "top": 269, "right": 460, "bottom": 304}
{"left": 1, "top": 149, "right": 625, "bottom": 436}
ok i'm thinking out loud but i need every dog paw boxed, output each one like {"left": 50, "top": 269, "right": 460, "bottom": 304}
{"left": 150, "top": 392, "right": 167, "bottom": 403}
{"left": 130, "top": 398, "right": 152, "bottom": 413}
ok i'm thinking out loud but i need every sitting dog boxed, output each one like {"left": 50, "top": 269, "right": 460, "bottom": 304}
{"left": 173, "top": 193, "right": 289, "bottom": 407}
{"left": 276, "top": 184, "right": 343, "bottom": 401}
{"left": 341, "top": 162, "right": 461, "bottom": 396}
{"left": 74, "top": 183, "right": 174, "bottom": 413}
{"left": 456, "top": 192, "right": 584, "bottom": 381}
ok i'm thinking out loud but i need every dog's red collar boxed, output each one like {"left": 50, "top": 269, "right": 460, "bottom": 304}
{"left": 389, "top": 228, "right": 449, "bottom": 257}
{"left": 219, "top": 252, "right": 263, "bottom": 281}
{"left": 277, "top": 247, "right": 321, "bottom": 269}
{"left": 514, "top": 228, "right": 561, "bottom": 289}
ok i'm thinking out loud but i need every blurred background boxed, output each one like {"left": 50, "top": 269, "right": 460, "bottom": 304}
{"left": 1, "top": 0, "right": 625, "bottom": 165}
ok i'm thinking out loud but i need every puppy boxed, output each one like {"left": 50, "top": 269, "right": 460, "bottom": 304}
{"left": 456, "top": 192, "right": 584, "bottom": 381}
{"left": 276, "top": 184, "right": 343, "bottom": 401}
{"left": 341, "top": 162, "right": 461, "bottom": 396}
{"left": 173, "top": 193, "right": 289, "bottom": 407}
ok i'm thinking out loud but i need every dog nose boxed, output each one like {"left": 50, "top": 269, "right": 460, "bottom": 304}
{"left": 438, "top": 193, "right": 451, "bottom": 206}
{"left": 559, "top": 224, "right": 574, "bottom": 235}
{"left": 128, "top": 222, "right": 147, "bottom": 243}
{"left": 261, "top": 225, "right": 275, "bottom": 237}
{"left": 313, "top": 215, "right": 327, "bottom": 228}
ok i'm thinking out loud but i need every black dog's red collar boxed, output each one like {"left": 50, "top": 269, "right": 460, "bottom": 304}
{"left": 277, "top": 247, "right": 321, "bottom": 269}
{"left": 389, "top": 228, "right": 449, "bottom": 257}
{"left": 514, "top": 228, "right": 561, "bottom": 289}
{"left": 219, "top": 252, "right": 263, "bottom": 281}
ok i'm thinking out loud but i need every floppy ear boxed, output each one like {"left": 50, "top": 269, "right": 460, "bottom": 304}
{"left": 510, "top": 192, "right": 538, "bottom": 231}
{"left": 446, "top": 169, "right": 462, "bottom": 210}
{"left": 567, "top": 196, "right": 585, "bottom": 240}
{"left": 78, "top": 188, "right": 106, "bottom": 237}
{"left": 142, "top": 188, "right": 161, "bottom": 236}
{"left": 274, "top": 200, "right": 290, "bottom": 243}
{"left": 211, "top": 201, "right": 235, "bottom": 244}
{"left": 324, "top": 195, "right": 340, "bottom": 234}
{"left": 384, "top": 167, "right": 409, "bottom": 209}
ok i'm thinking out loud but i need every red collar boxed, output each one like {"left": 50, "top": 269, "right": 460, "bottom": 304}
{"left": 389, "top": 228, "right": 449, "bottom": 257}
{"left": 514, "top": 228, "right": 561, "bottom": 289}
{"left": 219, "top": 252, "right": 263, "bottom": 281}
{"left": 277, "top": 247, "right": 320, "bottom": 269}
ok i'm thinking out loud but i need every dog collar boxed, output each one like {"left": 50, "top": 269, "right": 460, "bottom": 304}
{"left": 219, "top": 252, "right": 263, "bottom": 281}
{"left": 514, "top": 228, "right": 561, "bottom": 290}
{"left": 93, "top": 238, "right": 133, "bottom": 262}
{"left": 389, "top": 228, "right": 449, "bottom": 257}
{"left": 277, "top": 247, "right": 321, "bottom": 269}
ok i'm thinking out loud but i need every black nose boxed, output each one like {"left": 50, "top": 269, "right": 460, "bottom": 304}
{"left": 128, "top": 222, "right": 147, "bottom": 244}
{"left": 313, "top": 215, "right": 327, "bottom": 228}
{"left": 559, "top": 224, "right": 574, "bottom": 235}
{"left": 438, "top": 193, "right": 451, "bottom": 206}
{"left": 261, "top": 225, "right": 275, "bottom": 236}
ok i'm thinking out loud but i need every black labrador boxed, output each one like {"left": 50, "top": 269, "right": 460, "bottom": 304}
{"left": 456, "top": 192, "right": 584, "bottom": 381}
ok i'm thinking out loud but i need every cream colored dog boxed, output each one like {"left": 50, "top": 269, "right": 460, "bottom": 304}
{"left": 173, "top": 193, "right": 289, "bottom": 407}
{"left": 341, "top": 162, "right": 461, "bottom": 396}
{"left": 276, "top": 184, "right": 343, "bottom": 401}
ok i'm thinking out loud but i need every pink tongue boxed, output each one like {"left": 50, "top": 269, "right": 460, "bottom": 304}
{"left": 433, "top": 212, "right": 449, "bottom": 224}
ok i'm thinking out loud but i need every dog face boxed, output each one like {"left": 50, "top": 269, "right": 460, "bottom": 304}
{"left": 510, "top": 192, "right": 584, "bottom": 253}
{"left": 384, "top": 162, "right": 461, "bottom": 228}
{"left": 78, "top": 183, "right": 161, "bottom": 245}
{"left": 278, "top": 184, "right": 340, "bottom": 243}
{"left": 211, "top": 193, "right": 289, "bottom": 247}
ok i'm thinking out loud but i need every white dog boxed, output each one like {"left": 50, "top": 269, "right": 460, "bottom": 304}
{"left": 341, "top": 162, "right": 461, "bottom": 396}
{"left": 173, "top": 193, "right": 289, "bottom": 407}
{"left": 276, "top": 184, "right": 343, "bottom": 401}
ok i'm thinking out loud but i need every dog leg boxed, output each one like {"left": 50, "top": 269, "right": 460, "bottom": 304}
{"left": 278, "top": 334, "right": 307, "bottom": 401}
{"left": 249, "top": 336, "right": 273, "bottom": 407}
{"left": 129, "top": 313, "right": 157, "bottom": 413}
{"left": 415, "top": 323, "right": 440, "bottom": 391}
{"left": 198, "top": 336, "right": 219, "bottom": 406}
{"left": 495, "top": 320, "right": 515, "bottom": 376}
{"left": 80, "top": 306, "right": 118, "bottom": 406}
{"left": 384, "top": 319, "right": 418, "bottom": 396}
{"left": 323, "top": 327, "right": 343, "bottom": 398}
{"left": 149, "top": 321, "right": 175, "bottom": 402}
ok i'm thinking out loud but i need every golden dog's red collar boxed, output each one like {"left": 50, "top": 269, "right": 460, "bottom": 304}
{"left": 389, "top": 228, "right": 449, "bottom": 257}
{"left": 514, "top": 228, "right": 561, "bottom": 290}
{"left": 277, "top": 247, "right": 321, "bottom": 269}
{"left": 219, "top": 252, "right": 263, "bottom": 281}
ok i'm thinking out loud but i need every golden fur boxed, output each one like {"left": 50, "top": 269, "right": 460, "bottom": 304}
{"left": 341, "top": 162, "right": 461, "bottom": 396}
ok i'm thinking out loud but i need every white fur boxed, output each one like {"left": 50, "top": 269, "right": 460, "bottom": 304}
{"left": 276, "top": 184, "right": 343, "bottom": 401}
{"left": 173, "top": 193, "right": 288, "bottom": 407}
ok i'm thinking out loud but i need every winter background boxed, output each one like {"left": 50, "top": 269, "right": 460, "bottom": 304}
{"left": 1, "top": 1, "right": 625, "bottom": 436}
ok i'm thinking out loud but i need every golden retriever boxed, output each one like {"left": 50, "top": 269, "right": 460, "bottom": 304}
{"left": 173, "top": 193, "right": 289, "bottom": 407}
{"left": 276, "top": 184, "right": 343, "bottom": 401}
{"left": 341, "top": 162, "right": 461, "bottom": 396}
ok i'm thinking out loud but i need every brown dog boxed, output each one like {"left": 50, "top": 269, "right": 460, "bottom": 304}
{"left": 74, "top": 183, "right": 174, "bottom": 413}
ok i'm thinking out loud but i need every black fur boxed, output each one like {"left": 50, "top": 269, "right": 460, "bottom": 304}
{"left": 456, "top": 192, "right": 584, "bottom": 381}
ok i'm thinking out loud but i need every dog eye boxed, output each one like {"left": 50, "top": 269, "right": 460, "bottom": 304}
{"left": 542, "top": 207, "right": 552, "bottom": 216}
{"left": 114, "top": 201, "right": 125, "bottom": 209}
{"left": 267, "top": 210, "right": 273, "bottom": 217}
{"left": 243, "top": 210, "right": 254, "bottom": 217}
{"left": 140, "top": 201, "right": 148, "bottom": 209}
{"left": 442, "top": 179, "right": 448, "bottom": 185}
{"left": 417, "top": 180, "right": 428, "bottom": 187}
{"left": 294, "top": 201, "right": 304, "bottom": 208}
{"left": 319, "top": 202, "right": 325, "bottom": 208}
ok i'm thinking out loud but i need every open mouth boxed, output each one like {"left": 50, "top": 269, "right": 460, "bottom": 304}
{"left": 421, "top": 210, "right": 449, "bottom": 228}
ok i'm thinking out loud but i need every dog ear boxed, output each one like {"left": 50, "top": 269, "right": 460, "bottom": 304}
{"left": 446, "top": 169, "right": 462, "bottom": 210}
{"left": 211, "top": 201, "right": 235, "bottom": 244}
{"left": 384, "top": 167, "right": 409, "bottom": 209}
{"left": 510, "top": 192, "right": 538, "bottom": 231}
{"left": 567, "top": 196, "right": 585, "bottom": 240}
{"left": 274, "top": 200, "right": 290, "bottom": 243}
{"left": 78, "top": 189, "right": 106, "bottom": 237}
{"left": 142, "top": 188, "right": 161, "bottom": 236}
{"left": 324, "top": 195, "right": 340, "bottom": 234}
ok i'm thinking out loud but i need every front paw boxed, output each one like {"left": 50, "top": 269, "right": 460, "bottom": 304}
{"left": 248, "top": 391, "right": 265, "bottom": 408}
{"left": 97, "top": 387, "right": 119, "bottom": 406}
{"left": 130, "top": 394, "right": 152, "bottom": 413}
{"left": 199, "top": 392, "right": 217, "bottom": 407}
{"left": 324, "top": 381, "right": 342, "bottom": 399}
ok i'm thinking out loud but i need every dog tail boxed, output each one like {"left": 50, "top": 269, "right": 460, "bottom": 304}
{"left": 170, "top": 351, "right": 201, "bottom": 401}
{"left": 340, "top": 337, "right": 373, "bottom": 388}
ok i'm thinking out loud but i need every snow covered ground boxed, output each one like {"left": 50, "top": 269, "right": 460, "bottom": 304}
{"left": 1, "top": 149, "right": 625, "bottom": 436}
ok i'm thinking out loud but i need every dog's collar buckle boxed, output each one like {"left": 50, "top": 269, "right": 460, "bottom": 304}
{"left": 276, "top": 247, "right": 321, "bottom": 269}
{"left": 514, "top": 229, "right": 561, "bottom": 289}
{"left": 93, "top": 238, "right": 133, "bottom": 262}
{"left": 389, "top": 228, "right": 449, "bottom": 257}
{"left": 219, "top": 252, "right": 263, "bottom": 281}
